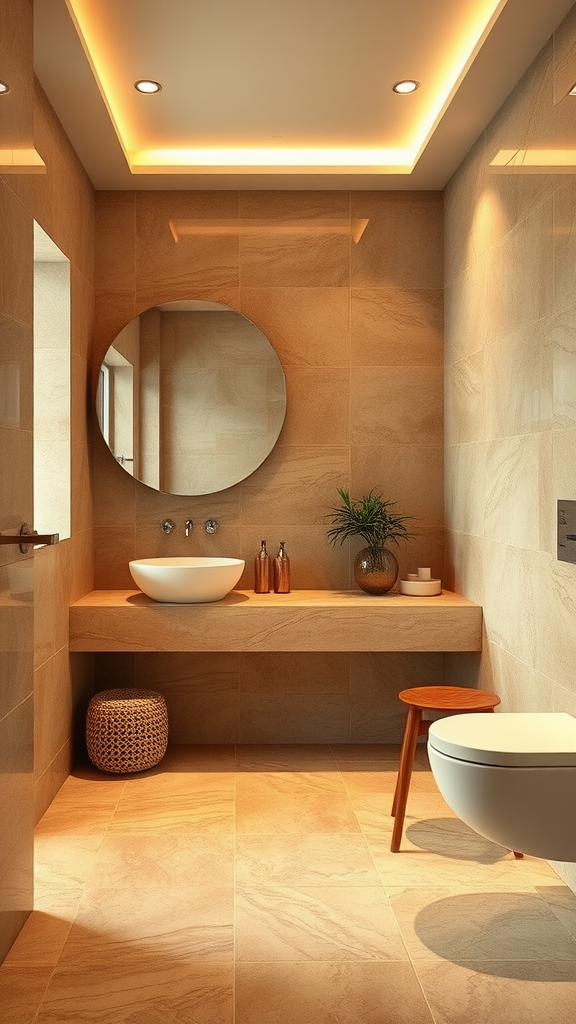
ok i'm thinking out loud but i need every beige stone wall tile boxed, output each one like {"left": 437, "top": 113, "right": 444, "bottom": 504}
{"left": 239, "top": 652, "right": 349, "bottom": 694}
{"left": 135, "top": 191, "right": 240, "bottom": 310}
{"left": 92, "top": 445, "right": 136, "bottom": 528}
{"left": 279, "top": 367, "right": 349, "bottom": 446}
{"left": 70, "top": 442, "right": 92, "bottom": 536}
{"left": 445, "top": 442, "right": 487, "bottom": 537}
{"left": 70, "top": 352, "right": 91, "bottom": 449}
{"left": 240, "top": 694, "right": 350, "bottom": 744}
{"left": 34, "top": 649, "right": 72, "bottom": 780}
{"left": 485, "top": 319, "right": 553, "bottom": 439}
{"left": 93, "top": 193, "right": 136, "bottom": 362}
{"left": 33, "top": 543, "right": 70, "bottom": 668}
{"left": 33, "top": 740, "right": 71, "bottom": 826}
{"left": 133, "top": 652, "right": 241, "bottom": 740}
{"left": 135, "top": 651, "right": 238, "bottom": 688}
{"left": 134, "top": 519, "right": 241, "bottom": 565}
{"left": 351, "top": 288, "right": 443, "bottom": 367}
{"left": 0, "top": 696, "right": 33, "bottom": 858}
{"left": 443, "top": 530, "right": 486, "bottom": 606}
{"left": 552, "top": 306, "right": 576, "bottom": 427}
{"left": 483, "top": 40, "right": 559, "bottom": 248}
{"left": 94, "top": 652, "right": 135, "bottom": 691}
{"left": 27, "top": 85, "right": 94, "bottom": 284}
{"left": 70, "top": 268, "right": 93, "bottom": 362}
{"left": 351, "top": 366, "right": 443, "bottom": 447}
{"left": 444, "top": 260, "right": 486, "bottom": 366}
{"left": 239, "top": 192, "right": 350, "bottom": 288}
{"left": 350, "top": 651, "right": 444, "bottom": 743}
{"left": 134, "top": 484, "right": 242, "bottom": 527}
{"left": 350, "top": 444, "right": 443, "bottom": 528}
{"left": 239, "top": 526, "right": 351, "bottom": 591}
{"left": 240, "top": 287, "right": 350, "bottom": 367}
{"left": 488, "top": 644, "right": 555, "bottom": 714}
{"left": 0, "top": 181, "right": 32, "bottom": 325}
{"left": 445, "top": 350, "right": 486, "bottom": 446}
{"left": 484, "top": 199, "right": 554, "bottom": 345}
{"left": 93, "top": 527, "right": 135, "bottom": 590}
{"left": 0, "top": 314, "right": 33, "bottom": 431}
{"left": 397, "top": 527, "right": 444, "bottom": 585}
{"left": 0, "top": 426, "right": 33, "bottom": 565}
{"left": 484, "top": 435, "right": 548, "bottom": 550}
{"left": 240, "top": 445, "right": 350, "bottom": 526}
{"left": 67, "top": 530, "right": 94, "bottom": 604}
{"left": 0, "top": 563, "right": 33, "bottom": 720}
{"left": 481, "top": 542, "right": 546, "bottom": 666}
{"left": 444, "top": 134, "right": 487, "bottom": 284}
{"left": 351, "top": 192, "right": 443, "bottom": 289}
{"left": 554, "top": 181, "right": 576, "bottom": 316}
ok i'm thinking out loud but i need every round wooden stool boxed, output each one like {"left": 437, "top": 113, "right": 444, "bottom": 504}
{"left": 391, "top": 685, "right": 511, "bottom": 854}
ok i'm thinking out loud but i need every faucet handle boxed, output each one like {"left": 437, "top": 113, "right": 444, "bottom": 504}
{"left": 160, "top": 519, "right": 175, "bottom": 535}
{"left": 205, "top": 519, "right": 219, "bottom": 534}
{"left": 185, "top": 519, "right": 194, "bottom": 537}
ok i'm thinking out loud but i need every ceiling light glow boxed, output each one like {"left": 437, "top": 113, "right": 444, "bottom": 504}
{"left": 134, "top": 80, "right": 161, "bottom": 94}
{"left": 0, "top": 81, "right": 10, "bottom": 94}
{"left": 392, "top": 80, "right": 419, "bottom": 94}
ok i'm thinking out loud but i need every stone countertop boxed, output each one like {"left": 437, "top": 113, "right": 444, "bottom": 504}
{"left": 69, "top": 589, "right": 482, "bottom": 653}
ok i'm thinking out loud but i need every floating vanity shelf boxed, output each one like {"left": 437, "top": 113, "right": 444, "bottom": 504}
{"left": 69, "top": 590, "right": 482, "bottom": 653}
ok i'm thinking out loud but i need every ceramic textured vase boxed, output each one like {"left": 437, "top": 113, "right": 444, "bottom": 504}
{"left": 354, "top": 545, "right": 398, "bottom": 595}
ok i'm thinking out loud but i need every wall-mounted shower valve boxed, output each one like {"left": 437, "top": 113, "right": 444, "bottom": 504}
{"left": 160, "top": 519, "right": 175, "bottom": 534}
{"left": 205, "top": 519, "right": 219, "bottom": 534}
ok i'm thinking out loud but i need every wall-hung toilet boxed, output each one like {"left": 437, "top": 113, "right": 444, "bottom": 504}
{"left": 428, "top": 712, "right": 576, "bottom": 861}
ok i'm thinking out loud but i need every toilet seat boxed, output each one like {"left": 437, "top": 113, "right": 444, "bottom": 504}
{"left": 428, "top": 712, "right": 576, "bottom": 767}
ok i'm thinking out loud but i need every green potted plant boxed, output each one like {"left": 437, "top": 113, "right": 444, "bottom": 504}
{"left": 325, "top": 487, "right": 414, "bottom": 594}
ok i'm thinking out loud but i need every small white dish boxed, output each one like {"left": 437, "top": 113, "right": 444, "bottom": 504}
{"left": 399, "top": 578, "right": 442, "bottom": 596}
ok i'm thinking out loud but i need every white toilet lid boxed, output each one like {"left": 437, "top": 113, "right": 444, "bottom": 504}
{"left": 428, "top": 712, "right": 576, "bottom": 767}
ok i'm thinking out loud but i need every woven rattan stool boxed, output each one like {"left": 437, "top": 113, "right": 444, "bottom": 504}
{"left": 390, "top": 685, "right": 518, "bottom": 854}
{"left": 86, "top": 688, "right": 168, "bottom": 773}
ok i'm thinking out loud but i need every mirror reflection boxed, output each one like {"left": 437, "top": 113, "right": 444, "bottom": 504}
{"left": 96, "top": 300, "right": 286, "bottom": 495}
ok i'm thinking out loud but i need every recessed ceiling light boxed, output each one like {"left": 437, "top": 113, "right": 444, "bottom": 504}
{"left": 392, "top": 80, "right": 419, "bottom": 95}
{"left": 0, "top": 80, "right": 10, "bottom": 94}
{"left": 134, "top": 80, "right": 162, "bottom": 94}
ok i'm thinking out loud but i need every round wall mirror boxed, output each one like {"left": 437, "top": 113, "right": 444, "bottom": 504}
{"left": 96, "top": 300, "right": 286, "bottom": 495}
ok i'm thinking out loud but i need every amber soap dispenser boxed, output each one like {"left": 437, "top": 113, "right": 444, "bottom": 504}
{"left": 254, "top": 540, "right": 271, "bottom": 593}
{"left": 273, "top": 541, "right": 291, "bottom": 593}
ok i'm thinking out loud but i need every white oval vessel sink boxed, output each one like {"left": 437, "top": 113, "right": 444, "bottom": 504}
{"left": 129, "top": 556, "right": 245, "bottom": 603}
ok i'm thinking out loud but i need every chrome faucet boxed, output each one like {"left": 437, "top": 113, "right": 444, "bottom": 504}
{"left": 185, "top": 519, "right": 193, "bottom": 537}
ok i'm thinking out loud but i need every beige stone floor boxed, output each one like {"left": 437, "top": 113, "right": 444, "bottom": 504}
{"left": 2, "top": 743, "right": 576, "bottom": 1023}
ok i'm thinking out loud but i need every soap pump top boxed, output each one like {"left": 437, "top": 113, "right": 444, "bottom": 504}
{"left": 273, "top": 540, "right": 291, "bottom": 594}
{"left": 254, "top": 539, "right": 270, "bottom": 593}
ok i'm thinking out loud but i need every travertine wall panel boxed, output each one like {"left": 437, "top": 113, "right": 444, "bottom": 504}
{"left": 93, "top": 189, "right": 445, "bottom": 742}
{"left": 444, "top": 4, "right": 576, "bottom": 892}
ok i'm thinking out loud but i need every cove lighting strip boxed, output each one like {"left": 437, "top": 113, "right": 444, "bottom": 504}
{"left": 66, "top": 0, "right": 506, "bottom": 176}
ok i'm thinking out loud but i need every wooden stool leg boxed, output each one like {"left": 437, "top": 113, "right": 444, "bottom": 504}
{"left": 391, "top": 706, "right": 422, "bottom": 853}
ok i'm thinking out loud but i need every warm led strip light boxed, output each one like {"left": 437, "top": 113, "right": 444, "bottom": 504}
{"left": 66, "top": 0, "right": 506, "bottom": 175}
{"left": 169, "top": 217, "right": 370, "bottom": 243}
